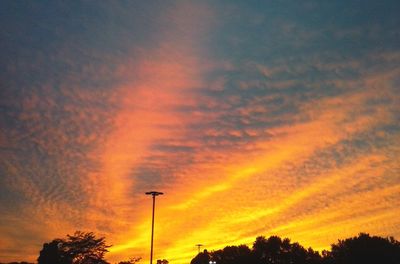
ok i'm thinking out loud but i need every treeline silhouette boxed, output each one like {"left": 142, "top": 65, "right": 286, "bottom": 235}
{"left": 3, "top": 232, "right": 399, "bottom": 264}
{"left": 190, "top": 233, "right": 400, "bottom": 264}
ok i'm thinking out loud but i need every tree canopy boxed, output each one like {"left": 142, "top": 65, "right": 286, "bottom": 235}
{"left": 191, "top": 233, "right": 400, "bottom": 264}
{"left": 38, "top": 231, "right": 110, "bottom": 264}
{"left": 323, "top": 233, "right": 400, "bottom": 264}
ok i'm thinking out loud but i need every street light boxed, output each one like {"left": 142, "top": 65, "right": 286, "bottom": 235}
{"left": 195, "top": 244, "right": 203, "bottom": 253}
{"left": 145, "top": 191, "right": 164, "bottom": 264}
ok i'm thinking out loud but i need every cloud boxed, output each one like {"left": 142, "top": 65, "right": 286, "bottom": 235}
{"left": 1, "top": 1, "right": 400, "bottom": 264}
{"left": 103, "top": 52, "right": 400, "bottom": 263}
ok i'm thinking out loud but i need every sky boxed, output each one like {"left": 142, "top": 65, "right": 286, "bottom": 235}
{"left": 0, "top": 1, "right": 400, "bottom": 263}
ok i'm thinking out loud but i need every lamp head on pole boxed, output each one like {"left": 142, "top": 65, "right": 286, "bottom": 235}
{"left": 145, "top": 191, "right": 164, "bottom": 197}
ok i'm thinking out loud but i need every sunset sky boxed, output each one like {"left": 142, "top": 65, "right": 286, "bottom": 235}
{"left": 1, "top": 1, "right": 400, "bottom": 263}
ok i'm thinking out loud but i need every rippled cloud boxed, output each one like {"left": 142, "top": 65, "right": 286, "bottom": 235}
{"left": 1, "top": 1, "right": 399, "bottom": 263}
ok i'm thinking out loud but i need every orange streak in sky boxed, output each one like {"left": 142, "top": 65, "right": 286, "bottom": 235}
{"left": 72, "top": 5, "right": 400, "bottom": 264}
{"left": 106, "top": 81, "right": 399, "bottom": 264}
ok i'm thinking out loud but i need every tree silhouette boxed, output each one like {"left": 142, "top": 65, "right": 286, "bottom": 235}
{"left": 252, "top": 235, "right": 322, "bottom": 264}
{"left": 212, "top": 245, "right": 253, "bottom": 264}
{"left": 38, "top": 239, "right": 70, "bottom": 264}
{"left": 37, "top": 231, "right": 400, "bottom": 264}
{"left": 190, "top": 250, "right": 211, "bottom": 264}
{"left": 191, "top": 233, "right": 400, "bottom": 264}
{"left": 38, "top": 231, "right": 110, "bottom": 264}
{"left": 189, "top": 236, "right": 323, "bottom": 264}
{"left": 324, "top": 233, "right": 400, "bottom": 264}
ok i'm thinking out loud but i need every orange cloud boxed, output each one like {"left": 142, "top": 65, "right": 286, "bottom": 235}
{"left": 105, "top": 65, "right": 400, "bottom": 263}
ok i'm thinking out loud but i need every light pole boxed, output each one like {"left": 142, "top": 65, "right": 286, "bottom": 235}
{"left": 145, "top": 191, "right": 164, "bottom": 264}
{"left": 195, "top": 244, "right": 203, "bottom": 253}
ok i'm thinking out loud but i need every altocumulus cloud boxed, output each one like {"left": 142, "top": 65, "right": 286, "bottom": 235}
{"left": 1, "top": 1, "right": 400, "bottom": 264}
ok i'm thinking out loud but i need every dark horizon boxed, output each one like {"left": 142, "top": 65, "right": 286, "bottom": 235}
{"left": 2, "top": 232, "right": 400, "bottom": 264}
